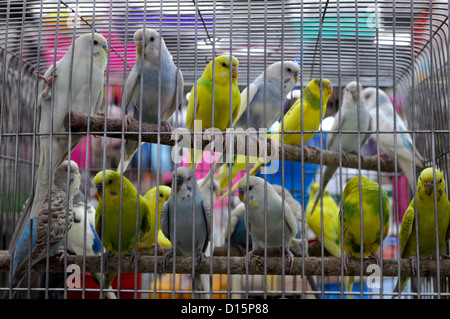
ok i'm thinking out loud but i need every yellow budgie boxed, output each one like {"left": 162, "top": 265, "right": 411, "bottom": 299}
{"left": 139, "top": 185, "right": 172, "bottom": 249}
{"left": 94, "top": 170, "right": 152, "bottom": 297}
{"left": 392, "top": 167, "right": 450, "bottom": 296}
{"left": 186, "top": 55, "right": 241, "bottom": 169}
{"left": 94, "top": 170, "right": 152, "bottom": 259}
{"left": 338, "top": 176, "right": 390, "bottom": 296}
{"left": 306, "top": 183, "right": 341, "bottom": 258}
{"left": 221, "top": 78, "right": 333, "bottom": 199}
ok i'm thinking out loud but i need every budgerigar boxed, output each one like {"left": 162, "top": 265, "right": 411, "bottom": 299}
{"left": 237, "top": 176, "right": 302, "bottom": 273}
{"left": 338, "top": 176, "right": 390, "bottom": 272}
{"left": 139, "top": 185, "right": 172, "bottom": 249}
{"left": 68, "top": 189, "right": 116, "bottom": 299}
{"left": 9, "top": 32, "right": 108, "bottom": 255}
{"left": 310, "top": 81, "right": 373, "bottom": 215}
{"left": 68, "top": 191, "right": 100, "bottom": 256}
{"left": 269, "top": 78, "right": 333, "bottom": 147}
{"left": 186, "top": 55, "right": 241, "bottom": 169}
{"left": 207, "top": 61, "right": 300, "bottom": 193}
{"left": 363, "top": 87, "right": 424, "bottom": 191}
{"left": 94, "top": 170, "right": 152, "bottom": 296}
{"left": 117, "top": 28, "right": 184, "bottom": 173}
{"left": 5, "top": 160, "right": 81, "bottom": 298}
{"left": 224, "top": 184, "right": 305, "bottom": 251}
{"left": 161, "top": 167, "right": 212, "bottom": 293}
{"left": 234, "top": 61, "right": 300, "bottom": 129}
{"left": 337, "top": 176, "right": 390, "bottom": 297}
{"left": 392, "top": 167, "right": 450, "bottom": 296}
{"left": 221, "top": 78, "right": 333, "bottom": 199}
{"left": 161, "top": 167, "right": 212, "bottom": 266}
{"left": 308, "top": 182, "right": 359, "bottom": 297}
{"left": 271, "top": 184, "right": 308, "bottom": 256}
{"left": 306, "top": 183, "right": 341, "bottom": 258}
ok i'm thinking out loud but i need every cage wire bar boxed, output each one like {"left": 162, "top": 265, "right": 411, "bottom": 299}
{"left": 0, "top": 0, "right": 448, "bottom": 299}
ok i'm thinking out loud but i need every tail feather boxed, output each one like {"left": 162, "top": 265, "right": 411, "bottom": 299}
{"left": 392, "top": 276, "right": 410, "bottom": 299}
{"left": 117, "top": 140, "right": 140, "bottom": 173}
{"left": 344, "top": 275, "right": 355, "bottom": 299}
{"left": 91, "top": 272, "right": 117, "bottom": 299}
{"left": 309, "top": 165, "right": 337, "bottom": 216}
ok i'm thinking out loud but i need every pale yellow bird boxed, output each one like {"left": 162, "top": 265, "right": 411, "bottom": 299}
{"left": 221, "top": 78, "right": 333, "bottom": 199}
{"left": 139, "top": 185, "right": 172, "bottom": 249}
{"left": 306, "top": 183, "right": 341, "bottom": 258}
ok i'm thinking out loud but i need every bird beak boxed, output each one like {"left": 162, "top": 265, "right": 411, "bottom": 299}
{"left": 232, "top": 65, "right": 238, "bottom": 79}
{"left": 102, "top": 42, "right": 109, "bottom": 54}
{"left": 95, "top": 183, "right": 103, "bottom": 194}
{"left": 136, "top": 44, "right": 142, "bottom": 55}
{"left": 424, "top": 182, "right": 434, "bottom": 196}
{"left": 327, "top": 84, "right": 333, "bottom": 95}
{"left": 78, "top": 173, "right": 82, "bottom": 180}
{"left": 238, "top": 188, "right": 244, "bottom": 202}
{"left": 294, "top": 72, "right": 298, "bottom": 83}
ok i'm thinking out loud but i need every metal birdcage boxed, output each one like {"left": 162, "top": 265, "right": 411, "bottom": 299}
{"left": 0, "top": 0, "right": 449, "bottom": 300}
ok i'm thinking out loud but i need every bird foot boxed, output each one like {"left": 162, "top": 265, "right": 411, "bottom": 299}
{"left": 340, "top": 151, "right": 352, "bottom": 162}
{"left": 56, "top": 245, "right": 68, "bottom": 263}
{"left": 343, "top": 252, "right": 354, "bottom": 274}
{"left": 102, "top": 250, "right": 114, "bottom": 271}
{"left": 38, "top": 68, "right": 58, "bottom": 100}
{"left": 160, "top": 120, "right": 173, "bottom": 133}
{"left": 409, "top": 256, "right": 418, "bottom": 277}
{"left": 197, "top": 250, "right": 206, "bottom": 269}
{"left": 94, "top": 110, "right": 106, "bottom": 117}
{"left": 246, "top": 248, "right": 264, "bottom": 266}
{"left": 128, "top": 249, "right": 138, "bottom": 266}
{"left": 156, "top": 243, "right": 164, "bottom": 256}
{"left": 284, "top": 248, "right": 295, "bottom": 274}
{"left": 368, "top": 252, "right": 381, "bottom": 266}
{"left": 124, "top": 115, "right": 134, "bottom": 131}
{"left": 163, "top": 250, "right": 174, "bottom": 272}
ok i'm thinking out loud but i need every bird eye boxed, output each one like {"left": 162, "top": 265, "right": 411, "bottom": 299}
{"left": 249, "top": 186, "right": 253, "bottom": 191}
{"left": 221, "top": 62, "right": 227, "bottom": 68}
{"left": 439, "top": 178, "right": 442, "bottom": 183}
{"left": 287, "top": 68, "right": 292, "bottom": 72}
{"left": 94, "top": 40, "right": 99, "bottom": 45}
{"left": 69, "top": 178, "right": 74, "bottom": 184}
{"left": 108, "top": 179, "right": 113, "bottom": 184}
{"left": 177, "top": 177, "right": 183, "bottom": 183}
{"left": 150, "top": 36, "right": 154, "bottom": 42}
{"left": 160, "top": 193, "right": 164, "bottom": 197}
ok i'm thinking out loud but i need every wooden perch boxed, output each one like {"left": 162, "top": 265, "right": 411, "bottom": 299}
{"left": 64, "top": 112, "right": 396, "bottom": 172}
{"left": 1, "top": 249, "right": 449, "bottom": 277}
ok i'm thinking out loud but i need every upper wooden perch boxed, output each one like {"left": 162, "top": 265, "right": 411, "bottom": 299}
{"left": 64, "top": 111, "right": 396, "bottom": 172}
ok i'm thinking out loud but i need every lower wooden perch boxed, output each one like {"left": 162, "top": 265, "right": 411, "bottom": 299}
{"left": 0, "top": 249, "right": 449, "bottom": 277}
{"left": 64, "top": 111, "right": 396, "bottom": 172}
